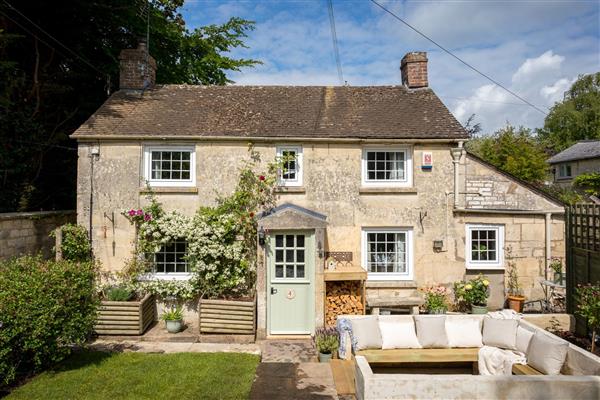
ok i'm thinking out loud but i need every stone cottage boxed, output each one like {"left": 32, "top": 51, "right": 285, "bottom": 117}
{"left": 548, "top": 140, "right": 600, "bottom": 187}
{"left": 72, "top": 43, "right": 565, "bottom": 338}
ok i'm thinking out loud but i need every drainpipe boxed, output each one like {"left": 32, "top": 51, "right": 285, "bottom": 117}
{"left": 89, "top": 145, "right": 100, "bottom": 258}
{"left": 545, "top": 212, "right": 552, "bottom": 279}
{"left": 451, "top": 142, "right": 464, "bottom": 209}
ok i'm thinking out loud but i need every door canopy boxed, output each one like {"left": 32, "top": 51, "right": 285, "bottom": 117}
{"left": 258, "top": 203, "right": 327, "bottom": 230}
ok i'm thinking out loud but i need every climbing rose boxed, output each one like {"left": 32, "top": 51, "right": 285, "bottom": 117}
{"left": 136, "top": 209, "right": 143, "bottom": 216}
{"left": 258, "top": 175, "right": 265, "bottom": 181}
{"left": 144, "top": 213, "right": 151, "bottom": 221}
{"left": 128, "top": 209, "right": 136, "bottom": 216}
{"left": 249, "top": 212, "right": 255, "bottom": 218}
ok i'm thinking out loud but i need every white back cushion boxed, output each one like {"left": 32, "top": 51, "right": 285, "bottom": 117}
{"left": 482, "top": 318, "right": 519, "bottom": 350}
{"left": 378, "top": 316, "right": 421, "bottom": 349}
{"left": 446, "top": 316, "right": 483, "bottom": 348}
{"left": 527, "top": 330, "right": 569, "bottom": 375}
{"left": 516, "top": 326, "right": 534, "bottom": 354}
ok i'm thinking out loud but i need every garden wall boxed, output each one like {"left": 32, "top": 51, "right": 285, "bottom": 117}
{"left": 0, "top": 211, "right": 75, "bottom": 260}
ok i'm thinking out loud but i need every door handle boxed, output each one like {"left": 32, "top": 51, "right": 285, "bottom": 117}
{"left": 271, "top": 287, "right": 278, "bottom": 295}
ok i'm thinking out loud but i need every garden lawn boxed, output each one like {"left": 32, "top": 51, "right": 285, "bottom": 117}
{"left": 6, "top": 350, "right": 259, "bottom": 400}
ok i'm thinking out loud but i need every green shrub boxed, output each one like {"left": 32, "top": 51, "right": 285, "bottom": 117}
{"left": 51, "top": 223, "right": 91, "bottom": 262}
{"left": 105, "top": 285, "right": 133, "bottom": 302}
{"left": 0, "top": 255, "right": 99, "bottom": 389}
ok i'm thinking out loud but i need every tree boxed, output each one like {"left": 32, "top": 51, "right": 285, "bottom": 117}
{"left": 539, "top": 72, "right": 600, "bottom": 152}
{"left": 466, "top": 124, "right": 549, "bottom": 183}
{"left": 0, "top": 0, "right": 259, "bottom": 212}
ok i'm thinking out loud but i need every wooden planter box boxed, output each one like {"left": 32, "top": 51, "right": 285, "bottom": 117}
{"left": 95, "top": 293, "right": 156, "bottom": 335}
{"left": 199, "top": 298, "right": 255, "bottom": 335}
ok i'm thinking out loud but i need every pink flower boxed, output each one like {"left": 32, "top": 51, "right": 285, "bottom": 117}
{"left": 128, "top": 209, "right": 136, "bottom": 216}
{"left": 144, "top": 213, "right": 151, "bottom": 221}
{"left": 136, "top": 209, "right": 143, "bottom": 216}
{"left": 258, "top": 175, "right": 265, "bottom": 181}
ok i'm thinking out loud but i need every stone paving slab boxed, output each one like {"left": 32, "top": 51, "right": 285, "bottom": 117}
{"left": 89, "top": 339, "right": 261, "bottom": 355}
{"left": 249, "top": 362, "right": 338, "bottom": 400}
{"left": 260, "top": 339, "right": 318, "bottom": 363}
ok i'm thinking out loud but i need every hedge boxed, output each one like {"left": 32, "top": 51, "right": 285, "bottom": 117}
{"left": 0, "top": 255, "right": 99, "bottom": 389}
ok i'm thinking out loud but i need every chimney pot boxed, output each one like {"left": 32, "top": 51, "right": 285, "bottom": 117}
{"left": 400, "top": 51, "right": 428, "bottom": 89}
{"left": 119, "top": 41, "right": 156, "bottom": 91}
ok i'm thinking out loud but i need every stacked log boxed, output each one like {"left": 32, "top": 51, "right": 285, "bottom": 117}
{"left": 325, "top": 281, "right": 364, "bottom": 326}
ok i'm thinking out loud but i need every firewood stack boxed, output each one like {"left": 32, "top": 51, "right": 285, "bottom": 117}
{"left": 325, "top": 281, "right": 364, "bottom": 326}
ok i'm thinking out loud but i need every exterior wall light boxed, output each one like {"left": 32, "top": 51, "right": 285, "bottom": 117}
{"left": 433, "top": 240, "right": 444, "bottom": 252}
{"left": 258, "top": 226, "right": 266, "bottom": 246}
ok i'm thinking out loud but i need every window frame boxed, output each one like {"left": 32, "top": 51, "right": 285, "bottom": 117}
{"left": 361, "top": 147, "right": 413, "bottom": 187}
{"left": 276, "top": 145, "right": 303, "bottom": 187}
{"left": 361, "top": 227, "right": 414, "bottom": 281}
{"left": 152, "top": 239, "right": 191, "bottom": 280}
{"left": 557, "top": 163, "right": 572, "bottom": 179}
{"left": 465, "top": 224, "right": 505, "bottom": 270}
{"left": 271, "top": 233, "right": 309, "bottom": 283}
{"left": 143, "top": 145, "right": 196, "bottom": 187}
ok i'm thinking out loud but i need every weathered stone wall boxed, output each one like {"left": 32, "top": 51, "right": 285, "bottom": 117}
{"left": 77, "top": 141, "right": 565, "bottom": 312}
{"left": 0, "top": 211, "right": 75, "bottom": 260}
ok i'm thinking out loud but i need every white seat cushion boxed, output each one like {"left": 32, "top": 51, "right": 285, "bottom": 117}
{"left": 378, "top": 316, "right": 421, "bottom": 349}
{"left": 527, "top": 330, "right": 569, "bottom": 375}
{"left": 349, "top": 316, "right": 383, "bottom": 351}
{"left": 482, "top": 318, "right": 518, "bottom": 350}
{"left": 446, "top": 317, "right": 483, "bottom": 348}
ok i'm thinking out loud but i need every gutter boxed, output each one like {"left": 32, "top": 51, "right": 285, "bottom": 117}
{"left": 70, "top": 135, "right": 468, "bottom": 144}
{"left": 453, "top": 208, "right": 564, "bottom": 215}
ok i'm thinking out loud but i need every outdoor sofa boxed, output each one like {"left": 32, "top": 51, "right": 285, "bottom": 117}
{"left": 337, "top": 314, "right": 600, "bottom": 400}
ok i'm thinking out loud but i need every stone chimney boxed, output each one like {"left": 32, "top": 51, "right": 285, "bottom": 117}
{"left": 119, "top": 40, "right": 156, "bottom": 91}
{"left": 400, "top": 52, "right": 428, "bottom": 89}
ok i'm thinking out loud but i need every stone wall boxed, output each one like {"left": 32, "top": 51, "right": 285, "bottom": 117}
{"left": 0, "top": 211, "right": 76, "bottom": 260}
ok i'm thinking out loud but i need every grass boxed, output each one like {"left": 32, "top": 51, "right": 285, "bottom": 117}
{"left": 6, "top": 350, "right": 259, "bottom": 400}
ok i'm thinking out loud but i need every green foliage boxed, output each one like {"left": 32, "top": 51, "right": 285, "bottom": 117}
{"left": 419, "top": 285, "right": 449, "bottom": 312}
{"left": 505, "top": 246, "right": 522, "bottom": 296}
{"left": 466, "top": 124, "right": 549, "bottom": 183}
{"left": 0, "top": 1, "right": 259, "bottom": 212}
{"left": 454, "top": 274, "right": 490, "bottom": 307}
{"left": 539, "top": 73, "right": 600, "bottom": 152}
{"left": 105, "top": 285, "right": 133, "bottom": 302}
{"left": 315, "top": 327, "right": 339, "bottom": 354}
{"left": 5, "top": 351, "right": 259, "bottom": 400}
{"left": 50, "top": 223, "right": 91, "bottom": 262}
{"left": 161, "top": 306, "right": 183, "bottom": 321}
{"left": 575, "top": 283, "right": 600, "bottom": 353}
{"left": 542, "top": 184, "right": 583, "bottom": 205}
{"left": 574, "top": 172, "right": 600, "bottom": 196}
{"left": 0, "top": 255, "right": 99, "bottom": 389}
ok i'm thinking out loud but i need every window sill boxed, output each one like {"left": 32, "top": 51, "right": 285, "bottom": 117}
{"left": 139, "top": 187, "right": 198, "bottom": 194}
{"left": 275, "top": 186, "right": 306, "bottom": 194}
{"left": 138, "top": 273, "right": 192, "bottom": 281}
{"left": 359, "top": 187, "right": 417, "bottom": 194}
{"left": 366, "top": 280, "right": 417, "bottom": 288}
{"left": 466, "top": 265, "right": 504, "bottom": 271}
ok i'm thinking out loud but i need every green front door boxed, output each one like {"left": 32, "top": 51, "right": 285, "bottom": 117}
{"left": 267, "top": 231, "right": 315, "bottom": 335}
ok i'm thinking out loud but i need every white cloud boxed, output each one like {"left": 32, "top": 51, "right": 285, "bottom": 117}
{"left": 512, "top": 51, "right": 564, "bottom": 83}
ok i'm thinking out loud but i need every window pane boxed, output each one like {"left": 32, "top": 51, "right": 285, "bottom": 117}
{"left": 161, "top": 171, "right": 170, "bottom": 179}
{"left": 296, "top": 250, "right": 304, "bottom": 263}
{"left": 296, "top": 264, "right": 305, "bottom": 278}
{"left": 488, "top": 250, "right": 496, "bottom": 261}
{"left": 488, "top": 230, "right": 496, "bottom": 240}
{"left": 152, "top": 152, "right": 161, "bottom": 161}
{"left": 276, "top": 250, "right": 283, "bottom": 262}
{"left": 285, "top": 265, "right": 294, "bottom": 278}
{"left": 166, "top": 263, "right": 175, "bottom": 273}
{"left": 172, "top": 171, "right": 181, "bottom": 179}
{"left": 181, "top": 171, "right": 190, "bottom": 180}
{"left": 286, "top": 235, "right": 294, "bottom": 247}
{"left": 161, "top": 152, "right": 170, "bottom": 160}
{"left": 376, "top": 152, "right": 385, "bottom": 161}
{"left": 472, "top": 250, "right": 480, "bottom": 261}
{"left": 296, "top": 235, "right": 305, "bottom": 247}
{"left": 181, "top": 152, "right": 190, "bottom": 161}
{"left": 275, "top": 265, "right": 283, "bottom": 278}
{"left": 367, "top": 152, "right": 375, "bottom": 161}
{"left": 286, "top": 250, "right": 294, "bottom": 262}
{"left": 275, "top": 235, "right": 283, "bottom": 247}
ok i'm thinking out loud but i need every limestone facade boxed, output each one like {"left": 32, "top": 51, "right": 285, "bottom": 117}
{"left": 76, "top": 140, "right": 565, "bottom": 327}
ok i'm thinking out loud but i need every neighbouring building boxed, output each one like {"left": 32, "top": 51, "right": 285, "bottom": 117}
{"left": 548, "top": 140, "right": 600, "bottom": 186}
{"left": 72, "top": 43, "right": 565, "bottom": 339}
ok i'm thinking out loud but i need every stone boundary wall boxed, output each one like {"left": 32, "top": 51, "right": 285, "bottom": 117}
{"left": 0, "top": 211, "right": 76, "bottom": 260}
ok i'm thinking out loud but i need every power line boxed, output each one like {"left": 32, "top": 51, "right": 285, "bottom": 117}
{"left": 327, "top": 0, "right": 344, "bottom": 85}
{"left": 441, "top": 96, "right": 549, "bottom": 108}
{"left": 2, "top": 0, "right": 106, "bottom": 77}
{"left": 369, "top": 0, "right": 548, "bottom": 116}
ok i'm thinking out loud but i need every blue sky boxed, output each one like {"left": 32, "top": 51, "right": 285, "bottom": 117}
{"left": 181, "top": 0, "right": 600, "bottom": 133}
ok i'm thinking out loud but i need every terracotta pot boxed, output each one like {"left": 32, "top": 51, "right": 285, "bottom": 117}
{"left": 507, "top": 294, "right": 526, "bottom": 313}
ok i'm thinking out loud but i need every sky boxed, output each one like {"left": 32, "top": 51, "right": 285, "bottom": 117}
{"left": 181, "top": 0, "right": 600, "bottom": 134}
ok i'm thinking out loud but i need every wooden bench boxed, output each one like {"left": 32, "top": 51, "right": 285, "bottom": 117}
{"left": 367, "top": 297, "right": 424, "bottom": 315}
{"left": 512, "top": 363, "right": 543, "bottom": 375}
{"left": 356, "top": 348, "right": 479, "bottom": 364}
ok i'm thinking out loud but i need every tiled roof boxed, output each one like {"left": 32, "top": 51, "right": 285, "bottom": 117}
{"left": 72, "top": 85, "right": 468, "bottom": 140}
{"left": 547, "top": 140, "right": 600, "bottom": 164}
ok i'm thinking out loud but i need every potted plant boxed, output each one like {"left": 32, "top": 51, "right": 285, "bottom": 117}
{"left": 420, "top": 284, "right": 449, "bottom": 314}
{"left": 454, "top": 275, "right": 490, "bottom": 314}
{"left": 549, "top": 258, "right": 564, "bottom": 285}
{"left": 575, "top": 283, "right": 600, "bottom": 354}
{"left": 162, "top": 306, "right": 184, "bottom": 333}
{"left": 315, "top": 327, "right": 339, "bottom": 363}
{"left": 505, "top": 246, "right": 526, "bottom": 312}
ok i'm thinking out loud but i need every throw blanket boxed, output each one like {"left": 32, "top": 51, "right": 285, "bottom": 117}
{"left": 336, "top": 318, "right": 356, "bottom": 360}
{"left": 487, "top": 309, "right": 522, "bottom": 320}
{"left": 478, "top": 346, "right": 526, "bottom": 375}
